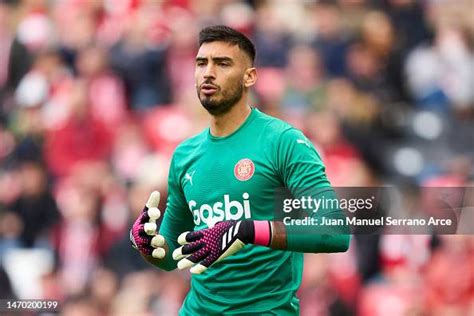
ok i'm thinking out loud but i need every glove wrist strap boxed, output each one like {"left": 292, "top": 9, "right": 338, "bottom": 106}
{"left": 253, "top": 220, "right": 271, "bottom": 247}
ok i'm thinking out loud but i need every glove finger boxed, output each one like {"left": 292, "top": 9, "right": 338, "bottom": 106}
{"left": 140, "top": 191, "right": 161, "bottom": 223}
{"left": 147, "top": 207, "right": 160, "bottom": 221}
{"left": 197, "top": 239, "right": 245, "bottom": 271}
{"left": 137, "top": 223, "right": 154, "bottom": 237}
{"left": 144, "top": 222, "right": 157, "bottom": 236}
{"left": 172, "top": 246, "right": 185, "bottom": 261}
{"left": 151, "top": 235, "right": 165, "bottom": 248}
{"left": 195, "top": 250, "right": 220, "bottom": 272}
{"left": 177, "top": 248, "right": 210, "bottom": 270}
{"left": 146, "top": 191, "right": 161, "bottom": 209}
{"left": 190, "top": 264, "right": 207, "bottom": 274}
{"left": 177, "top": 230, "right": 204, "bottom": 245}
{"left": 172, "top": 241, "right": 203, "bottom": 260}
{"left": 177, "top": 258, "right": 195, "bottom": 270}
{"left": 152, "top": 247, "right": 165, "bottom": 259}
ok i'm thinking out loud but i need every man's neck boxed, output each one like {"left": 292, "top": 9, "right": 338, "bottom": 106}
{"left": 210, "top": 101, "right": 252, "bottom": 137}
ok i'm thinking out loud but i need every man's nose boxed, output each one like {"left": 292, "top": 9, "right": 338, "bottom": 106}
{"left": 203, "top": 64, "right": 216, "bottom": 79}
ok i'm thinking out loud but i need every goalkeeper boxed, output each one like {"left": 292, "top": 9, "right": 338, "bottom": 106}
{"left": 130, "top": 25, "right": 350, "bottom": 315}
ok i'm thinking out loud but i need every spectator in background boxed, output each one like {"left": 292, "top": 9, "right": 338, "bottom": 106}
{"left": 359, "top": 10, "right": 406, "bottom": 102}
{"left": 111, "top": 120, "right": 152, "bottom": 183}
{"left": 298, "top": 254, "right": 354, "bottom": 316}
{"left": 424, "top": 236, "right": 474, "bottom": 315}
{"left": 380, "top": 0, "right": 432, "bottom": 54}
{"left": 14, "top": 48, "right": 74, "bottom": 132}
{"left": 252, "top": 3, "right": 290, "bottom": 68}
{"left": 6, "top": 0, "right": 56, "bottom": 93}
{"left": 51, "top": 181, "right": 102, "bottom": 296}
{"left": 304, "top": 110, "right": 370, "bottom": 187}
{"left": 105, "top": 181, "right": 165, "bottom": 277}
{"left": 253, "top": 67, "right": 286, "bottom": 119}
{"left": 346, "top": 42, "right": 388, "bottom": 99}
{"left": 0, "top": 200, "right": 23, "bottom": 260}
{"left": 311, "top": 1, "right": 351, "bottom": 77}
{"left": 165, "top": 7, "right": 199, "bottom": 103}
{"left": 324, "top": 78, "right": 384, "bottom": 174}
{"left": 281, "top": 44, "right": 327, "bottom": 114}
{"left": 61, "top": 293, "right": 102, "bottom": 316}
{"left": 187, "top": 0, "right": 222, "bottom": 27}
{"left": 405, "top": 20, "right": 474, "bottom": 112}
{"left": 89, "top": 268, "right": 119, "bottom": 315}
{"left": 109, "top": 270, "right": 187, "bottom": 316}
{"left": 53, "top": 2, "right": 98, "bottom": 70}
{"left": 75, "top": 45, "right": 127, "bottom": 129}
{"left": 109, "top": 8, "right": 170, "bottom": 110}
{"left": 0, "top": 2, "right": 13, "bottom": 110}
{"left": 8, "top": 160, "right": 60, "bottom": 248}
{"left": 0, "top": 266, "right": 16, "bottom": 300}
{"left": 44, "top": 81, "right": 112, "bottom": 178}
{"left": 0, "top": 1, "right": 472, "bottom": 314}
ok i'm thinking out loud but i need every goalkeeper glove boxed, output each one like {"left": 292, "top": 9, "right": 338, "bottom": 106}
{"left": 130, "top": 191, "right": 166, "bottom": 259}
{"left": 172, "top": 220, "right": 271, "bottom": 274}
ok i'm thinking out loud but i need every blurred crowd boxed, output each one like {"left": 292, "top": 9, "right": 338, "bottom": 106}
{"left": 0, "top": 0, "right": 473, "bottom": 315}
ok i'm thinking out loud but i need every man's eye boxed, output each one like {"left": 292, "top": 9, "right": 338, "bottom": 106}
{"left": 197, "top": 61, "right": 206, "bottom": 67}
{"left": 219, "top": 63, "right": 230, "bottom": 67}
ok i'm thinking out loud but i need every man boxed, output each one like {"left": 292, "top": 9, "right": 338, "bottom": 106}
{"left": 131, "top": 25, "right": 350, "bottom": 315}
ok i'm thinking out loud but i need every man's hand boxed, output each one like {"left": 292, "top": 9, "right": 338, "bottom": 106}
{"left": 130, "top": 191, "right": 166, "bottom": 259}
{"left": 173, "top": 220, "right": 267, "bottom": 274}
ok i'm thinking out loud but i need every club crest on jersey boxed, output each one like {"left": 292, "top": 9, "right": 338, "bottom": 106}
{"left": 234, "top": 158, "right": 255, "bottom": 181}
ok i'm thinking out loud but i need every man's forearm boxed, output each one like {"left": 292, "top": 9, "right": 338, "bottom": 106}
{"left": 268, "top": 186, "right": 351, "bottom": 253}
{"left": 269, "top": 221, "right": 287, "bottom": 250}
{"left": 269, "top": 213, "right": 351, "bottom": 253}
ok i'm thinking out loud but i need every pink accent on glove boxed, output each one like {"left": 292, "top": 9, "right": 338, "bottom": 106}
{"left": 253, "top": 221, "right": 271, "bottom": 246}
{"left": 131, "top": 212, "right": 153, "bottom": 255}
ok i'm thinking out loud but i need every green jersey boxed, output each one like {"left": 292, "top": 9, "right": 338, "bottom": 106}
{"left": 158, "top": 108, "right": 340, "bottom": 315}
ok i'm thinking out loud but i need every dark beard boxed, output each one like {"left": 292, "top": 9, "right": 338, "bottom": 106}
{"left": 199, "top": 82, "right": 244, "bottom": 116}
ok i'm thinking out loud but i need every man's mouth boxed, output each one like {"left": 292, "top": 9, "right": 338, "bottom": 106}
{"left": 201, "top": 84, "right": 218, "bottom": 96}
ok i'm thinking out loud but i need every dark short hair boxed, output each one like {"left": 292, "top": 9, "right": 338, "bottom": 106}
{"left": 199, "top": 25, "right": 256, "bottom": 65}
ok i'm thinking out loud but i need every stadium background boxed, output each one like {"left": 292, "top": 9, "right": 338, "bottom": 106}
{"left": 0, "top": 0, "right": 473, "bottom": 315}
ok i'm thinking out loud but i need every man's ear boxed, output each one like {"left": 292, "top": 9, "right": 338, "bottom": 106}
{"left": 243, "top": 68, "right": 257, "bottom": 88}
